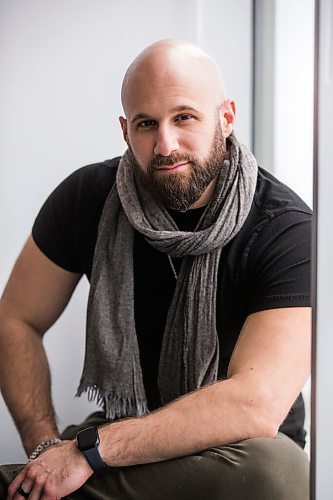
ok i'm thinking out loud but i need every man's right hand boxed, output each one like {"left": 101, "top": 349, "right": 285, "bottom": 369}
{"left": 6, "top": 439, "right": 93, "bottom": 500}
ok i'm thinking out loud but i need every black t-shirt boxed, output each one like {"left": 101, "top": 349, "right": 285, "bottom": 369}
{"left": 32, "top": 157, "right": 312, "bottom": 448}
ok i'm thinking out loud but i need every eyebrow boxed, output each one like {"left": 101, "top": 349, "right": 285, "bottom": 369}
{"left": 131, "top": 105, "right": 200, "bottom": 123}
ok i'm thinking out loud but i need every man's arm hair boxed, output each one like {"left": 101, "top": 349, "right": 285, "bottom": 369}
{"left": 0, "top": 236, "right": 81, "bottom": 456}
{"left": 97, "top": 306, "right": 311, "bottom": 466}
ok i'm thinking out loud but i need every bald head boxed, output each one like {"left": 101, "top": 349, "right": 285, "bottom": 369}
{"left": 121, "top": 39, "right": 227, "bottom": 116}
{"left": 118, "top": 38, "right": 236, "bottom": 206}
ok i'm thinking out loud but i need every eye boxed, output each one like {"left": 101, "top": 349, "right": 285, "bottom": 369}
{"left": 137, "top": 119, "right": 157, "bottom": 129}
{"left": 175, "top": 114, "right": 194, "bottom": 123}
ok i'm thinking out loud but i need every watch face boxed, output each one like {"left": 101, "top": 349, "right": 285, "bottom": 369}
{"left": 77, "top": 427, "right": 99, "bottom": 451}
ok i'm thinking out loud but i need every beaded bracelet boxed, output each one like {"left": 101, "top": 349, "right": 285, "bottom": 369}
{"left": 28, "top": 438, "right": 61, "bottom": 461}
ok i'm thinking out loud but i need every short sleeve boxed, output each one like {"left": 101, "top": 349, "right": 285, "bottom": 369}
{"left": 244, "top": 210, "right": 311, "bottom": 314}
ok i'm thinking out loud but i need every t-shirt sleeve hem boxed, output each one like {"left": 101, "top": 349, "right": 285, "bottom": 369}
{"left": 247, "top": 294, "right": 311, "bottom": 315}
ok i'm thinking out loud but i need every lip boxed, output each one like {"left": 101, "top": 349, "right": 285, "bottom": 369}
{"left": 154, "top": 161, "right": 190, "bottom": 172}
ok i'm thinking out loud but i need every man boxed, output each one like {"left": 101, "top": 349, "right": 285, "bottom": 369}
{"left": 0, "top": 40, "right": 311, "bottom": 499}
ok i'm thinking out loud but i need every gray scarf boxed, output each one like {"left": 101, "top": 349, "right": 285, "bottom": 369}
{"left": 76, "top": 133, "right": 258, "bottom": 420}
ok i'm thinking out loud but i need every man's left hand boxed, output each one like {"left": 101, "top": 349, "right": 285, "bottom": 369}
{"left": 6, "top": 439, "right": 93, "bottom": 500}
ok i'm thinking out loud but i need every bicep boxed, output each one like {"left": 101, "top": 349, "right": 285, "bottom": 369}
{"left": 227, "top": 307, "right": 311, "bottom": 423}
{"left": 0, "top": 235, "right": 82, "bottom": 334}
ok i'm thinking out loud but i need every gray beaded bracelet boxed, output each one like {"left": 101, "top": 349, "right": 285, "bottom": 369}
{"left": 28, "top": 438, "right": 61, "bottom": 461}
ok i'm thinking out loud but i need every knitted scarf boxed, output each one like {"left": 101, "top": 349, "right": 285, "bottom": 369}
{"left": 76, "top": 133, "right": 258, "bottom": 420}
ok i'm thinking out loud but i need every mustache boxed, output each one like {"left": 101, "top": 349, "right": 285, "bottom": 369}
{"left": 149, "top": 153, "right": 196, "bottom": 169}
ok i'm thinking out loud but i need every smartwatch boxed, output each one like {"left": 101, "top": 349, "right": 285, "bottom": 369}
{"left": 76, "top": 427, "right": 108, "bottom": 472}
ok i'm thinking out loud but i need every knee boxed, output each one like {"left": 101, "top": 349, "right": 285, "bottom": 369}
{"left": 197, "top": 434, "right": 309, "bottom": 500}
{"left": 233, "top": 434, "right": 309, "bottom": 500}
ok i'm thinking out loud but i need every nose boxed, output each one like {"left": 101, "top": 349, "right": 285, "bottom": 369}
{"left": 153, "top": 125, "right": 179, "bottom": 156}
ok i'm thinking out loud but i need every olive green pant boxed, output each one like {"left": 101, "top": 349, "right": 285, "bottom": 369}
{"left": 0, "top": 412, "right": 309, "bottom": 500}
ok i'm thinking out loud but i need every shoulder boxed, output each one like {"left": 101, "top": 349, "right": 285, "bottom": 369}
{"left": 34, "top": 156, "right": 121, "bottom": 228}
{"left": 55, "top": 157, "right": 120, "bottom": 200}
{"left": 32, "top": 157, "right": 121, "bottom": 274}
{"left": 227, "top": 168, "right": 311, "bottom": 258}
{"left": 254, "top": 167, "right": 312, "bottom": 218}
{"left": 234, "top": 168, "right": 312, "bottom": 253}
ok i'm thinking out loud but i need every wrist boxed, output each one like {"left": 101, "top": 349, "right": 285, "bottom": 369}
{"left": 28, "top": 437, "right": 62, "bottom": 461}
{"left": 76, "top": 427, "right": 108, "bottom": 472}
{"left": 21, "top": 421, "right": 59, "bottom": 456}
{"left": 71, "top": 439, "right": 96, "bottom": 482}
{"left": 25, "top": 432, "right": 60, "bottom": 457}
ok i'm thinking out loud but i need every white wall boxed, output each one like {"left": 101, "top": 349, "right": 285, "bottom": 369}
{"left": 0, "top": 0, "right": 253, "bottom": 463}
{"left": 254, "top": 0, "right": 314, "bottom": 208}
{"left": 274, "top": 0, "right": 314, "bottom": 208}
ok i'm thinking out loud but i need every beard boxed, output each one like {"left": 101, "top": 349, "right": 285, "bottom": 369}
{"left": 129, "top": 121, "right": 228, "bottom": 212}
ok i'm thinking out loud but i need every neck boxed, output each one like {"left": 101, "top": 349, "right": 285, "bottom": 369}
{"left": 189, "top": 177, "right": 218, "bottom": 210}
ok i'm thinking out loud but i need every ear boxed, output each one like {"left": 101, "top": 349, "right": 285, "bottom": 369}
{"left": 119, "top": 116, "right": 129, "bottom": 144}
{"left": 219, "top": 99, "right": 236, "bottom": 138}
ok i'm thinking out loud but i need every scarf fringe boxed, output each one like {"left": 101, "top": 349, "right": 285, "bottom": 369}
{"left": 76, "top": 383, "right": 149, "bottom": 420}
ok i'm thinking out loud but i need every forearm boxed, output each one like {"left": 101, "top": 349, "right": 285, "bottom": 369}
{"left": 0, "top": 318, "right": 58, "bottom": 456}
{"left": 98, "top": 378, "right": 278, "bottom": 467}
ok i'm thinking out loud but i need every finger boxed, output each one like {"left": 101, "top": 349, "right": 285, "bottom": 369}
{"left": 18, "top": 480, "right": 33, "bottom": 498}
{"left": 13, "top": 482, "right": 32, "bottom": 499}
{"left": 7, "top": 461, "right": 43, "bottom": 500}
{"left": 18, "top": 464, "right": 38, "bottom": 498}
{"left": 6, "top": 467, "right": 28, "bottom": 500}
{"left": 27, "top": 473, "right": 48, "bottom": 500}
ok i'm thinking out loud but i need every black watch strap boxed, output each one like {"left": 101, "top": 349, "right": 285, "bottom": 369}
{"left": 83, "top": 446, "right": 108, "bottom": 472}
{"left": 76, "top": 427, "right": 108, "bottom": 473}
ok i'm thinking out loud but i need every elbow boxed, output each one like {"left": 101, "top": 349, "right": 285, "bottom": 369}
{"left": 237, "top": 384, "right": 282, "bottom": 440}
{"left": 257, "top": 421, "right": 280, "bottom": 439}
{"left": 248, "top": 414, "right": 279, "bottom": 441}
